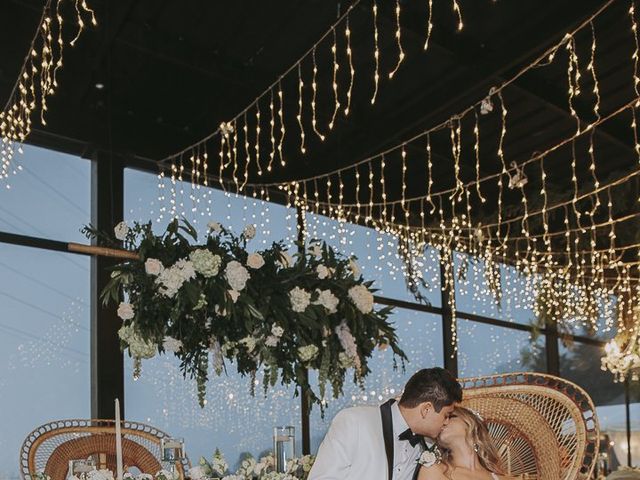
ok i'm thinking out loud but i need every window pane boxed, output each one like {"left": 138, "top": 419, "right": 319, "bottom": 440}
{"left": 310, "top": 308, "right": 443, "bottom": 452}
{"left": 0, "top": 244, "right": 90, "bottom": 480}
{"left": 125, "top": 356, "right": 301, "bottom": 470}
{"left": 560, "top": 342, "right": 628, "bottom": 470}
{"left": 632, "top": 389, "right": 640, "bottom": 467}
{"left": 306, "top": 213, "right": 441, "bottom": 306}
{"left": 125, "top": 168, "right": 298, "bottom": 248}
{"left": 0, "top": 144, "right": 90, "bottom": 242}
{"left": 124, "top": 169, "right": 301, "bottom": 467}
{"left": 457, "top": 319, "right": 545, "bottom": 377}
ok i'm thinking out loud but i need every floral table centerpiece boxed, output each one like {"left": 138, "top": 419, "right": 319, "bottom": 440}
{"left": 83, "top": 218, "right": 405, "bottom": 409}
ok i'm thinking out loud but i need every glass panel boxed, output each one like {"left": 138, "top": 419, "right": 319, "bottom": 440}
{"left": 454, "top": 252, "right": 617, "bottom": 341}
{"left": 125, "top": 356, "right": 301, "bottom": 470}
{"left": 0, "top": 244, "right": 90, "bottom": 480}
{"left": 0, "top": 144, "right": 90, "bottom": 242}
{"left": 632, "top": 388, "right": 640, "bottom": 467}
{"left": 306, "top": 212, "right": 441, "bottom": 306}
{"left": 124, "top": 168, "right": 301, "bottom": 468}
{"left": 454, "top": 253, "right": 535, "bottom": 325}
{"left": 560, "top": 342, "right": 629, "bottom": 471}
{"left": 125, "top": 168, "right": 298, "bottom": 248}
{"left": 457, "top": 319, "right": 546, "bottom": 377}
{"left": 310, "top": 308, "right": 443, "bottom": 452}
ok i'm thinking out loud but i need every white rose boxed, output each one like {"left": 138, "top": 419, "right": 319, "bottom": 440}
{"left": 228, "top": 289, "right": 240, "bottom": 303}
{"left": 225, "top": 260, "right": 251, "bottom": 291}
{"left": 349, "top": 258, "right": 361, "bottom": 278}
{"left": 246, "top": 252, "right": 265, "bottom": 269}
{"left": 314, "top": 289, "right": 339, "bottom": 313}
{"left": 162, "top": 336, "right": 183, "bottom": 353}
{"left": 309, "top": 243, "right": 322, "bottom": 258}
{"left": 208, "top": 221, "right": 222, "bottom": 232}
{"left": 289, "top": 286, "right": 311, "bottom": 313}
{"left": 144, "top": 258, "right": 164, "bottom": 276}
{"left": 114, "top": 221, "right": 129, "bottom": 241}
{"left": 348, "top": 285, "right": 374, "bottom": 314}
{"left": 117, "top": 302, "right": 135, "bottom": 320}
{"left": 316, "top": 264, "right": 330, "bottom": 279}
{"left": 243, "top": 224, "right": 256, "bottom": 240}
{"left": 271, "top": 324, "right": 284, "bottom": 337}
{"left": 174, "top": 258, "right": 196, "bottom": 281}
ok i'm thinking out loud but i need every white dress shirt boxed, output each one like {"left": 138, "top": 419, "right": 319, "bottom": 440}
{"left": 391, "top": 402, "right": 423, "bottom": 480}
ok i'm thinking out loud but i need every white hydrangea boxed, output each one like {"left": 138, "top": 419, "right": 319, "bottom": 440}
{"left": 87, "top": 470, "right": 114, "bottom": 480}
{"left": 316, "top": 264, "right": 330, "bottom": 279}
{"left": 188, "top": 466, "right": 206, "bottom": 480}
{"left": 314, "top": 289, "right": 339, "bottom": 313}
{"left": 155, "top": 259, "right": 196, "bottom": 297}
{"left": 162, "top": 336, "right": 183, "bottom": 353}
{"left": 348, "top": 285, "right": 374, "bottom": 313}
{"left": 114, "top": 221, "right": 129, "bottom": 241}
{"left": 118, "top": 324, "right": 156, "bottom": 359}
{"left": 208, "top": 221, "right": 222, "bottom": 233}
{"left": 225, "top": 261, "right": 251, "bottom": 291}
{"left": 189, "top": 249, "right": 221, "bottom": 277}
{"left": 144, "top": 258, "right": 164, "bottom": 276}
{"left": 289, "top": 287, "right": 311, "bottom": 313}
{"left": 117, "top": 302, "right": 135, "bottom": 320}
{"left": 246, "top": 252, "right": 265, "bottom": 269}
{"left": 298, "top": 344, "right": 319, "bottom": 362}
{"left": 155, "top": 470, "right": 179, "bottom": 480}
{"left": 243, "top": 224, "right": 257, "bottom": 240}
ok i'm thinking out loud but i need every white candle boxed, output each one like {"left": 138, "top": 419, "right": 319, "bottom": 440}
{"left": 115, "top": 399, "right": 124, "bottom": 480}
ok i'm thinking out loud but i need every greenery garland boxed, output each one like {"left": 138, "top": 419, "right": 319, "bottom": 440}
{"left": 83, "top": 219, "right": 406, "bottom": 410}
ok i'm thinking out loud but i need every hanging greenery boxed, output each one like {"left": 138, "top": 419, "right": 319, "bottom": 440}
{"left": 83, "top": 219, "right": 405, "bottom": 410}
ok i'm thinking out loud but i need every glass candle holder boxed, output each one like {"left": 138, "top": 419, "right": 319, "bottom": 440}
{"left": 273, "top": 426, "right": 295, "bottom": 473}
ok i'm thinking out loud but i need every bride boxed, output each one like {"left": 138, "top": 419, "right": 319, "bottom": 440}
{"left": 417, "top": 406, "right": 519, "bottom": 480}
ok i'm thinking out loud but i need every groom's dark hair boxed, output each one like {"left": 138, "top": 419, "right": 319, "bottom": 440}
{"left": 398, "top": 367, "right": 462, "bottom": 412}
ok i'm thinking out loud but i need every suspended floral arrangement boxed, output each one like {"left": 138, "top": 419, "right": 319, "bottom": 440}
{"left": 83, "top": 219, "right": 405, "bottom": 409}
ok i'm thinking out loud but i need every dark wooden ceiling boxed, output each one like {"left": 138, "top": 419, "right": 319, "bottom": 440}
{"left": 2, "top": 0, "right": 638, "bottom": 257}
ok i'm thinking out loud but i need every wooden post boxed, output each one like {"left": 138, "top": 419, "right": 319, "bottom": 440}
{"left": 91, "top": 151, "right": 124, "bottom": 420}
{"left": 296, "top": 206, "right": 311, "bottom": 455}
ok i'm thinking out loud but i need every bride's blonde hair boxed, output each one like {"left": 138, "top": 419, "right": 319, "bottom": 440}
{"left": 438, "top": 406, "right": 505, "bottom": 479}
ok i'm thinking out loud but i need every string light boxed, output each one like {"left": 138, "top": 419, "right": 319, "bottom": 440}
{"left": 1, "top": 0, "right": 96, "bottom": 184}
{"left": 424, "top": 0, "right": 434, "bottom": 50}
{"left": 329, "top": 28, "right": 340, "bottom": 130}
{"left": 452, "top": 0, "right": 464, "bottom": 31}
{"left": 631, "top": 0, "right": 640, "bottom": 104}
{"left": 297, "top": 64, "right": 306, "bottom": 154}
{"left": 588, "top": 21, "right": 601, "bottom": 122}
{"left": 344, "top": 18, "right": 355, "bottom": 116}
{"left": 277, "top": 80, "right": 285, "bottom": 167}
{"left": 389, "top": 0, "right": 405, "bottom": 79}
{"left": 371, "top": 0, "right": 380, "bottom": 104}
{"left": 268, "top": 89, "right": 276, "bottom": 171}
{"left": 311, "top": 46, "right": 325, "bottom": 141}
{"left": 255, "top": 99, "right": 263, "bottom": 175}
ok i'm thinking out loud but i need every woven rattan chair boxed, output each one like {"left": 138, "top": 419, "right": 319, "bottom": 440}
{"left": 19, "top": 419, "right": 190, "bottom": 480}
{"left": 461, "top": 372, "right": 599, "bottom": 480}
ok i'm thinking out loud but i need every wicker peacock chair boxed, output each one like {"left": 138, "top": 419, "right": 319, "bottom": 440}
{"left": 19, "top": 419, "right": 190, "bottom": 480}
{"left": 461, "top": 372, "right": 600, "bottom": 480}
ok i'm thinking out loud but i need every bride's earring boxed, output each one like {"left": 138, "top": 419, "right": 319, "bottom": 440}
{"left": 473, "top": 443, "right": 479, "bottom": 453}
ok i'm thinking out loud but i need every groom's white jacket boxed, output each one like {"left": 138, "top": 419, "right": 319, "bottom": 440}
{"left": 309, "top": 400, "right": 401, "bottom": 480}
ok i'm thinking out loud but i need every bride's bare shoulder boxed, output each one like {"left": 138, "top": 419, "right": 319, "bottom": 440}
{"left": 416, "top": 463, "right": 447, "bottom": 480}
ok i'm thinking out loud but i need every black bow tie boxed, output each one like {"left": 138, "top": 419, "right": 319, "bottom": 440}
{"left": 398, "top": 428, "right": 423, "bottom": 447}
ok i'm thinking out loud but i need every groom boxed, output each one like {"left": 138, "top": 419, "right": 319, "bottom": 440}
{"left": 308, "top": 368, "right": 462, "bottom": 480}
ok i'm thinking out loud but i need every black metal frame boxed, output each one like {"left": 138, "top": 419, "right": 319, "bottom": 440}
{"left": 0, "top": 157, "right": 634, "bottom": 465}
